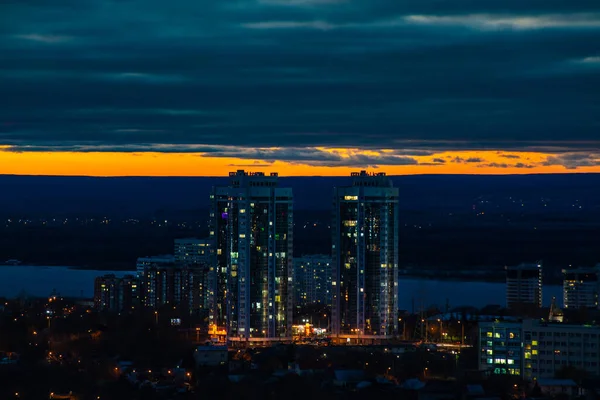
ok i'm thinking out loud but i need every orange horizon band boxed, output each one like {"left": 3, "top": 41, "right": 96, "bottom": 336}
{"left": 0, "top": 149, "right": 597, "bottom": 176}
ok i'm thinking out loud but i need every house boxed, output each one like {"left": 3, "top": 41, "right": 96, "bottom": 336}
{"left": 333, "top": 369, "right": 365, "bottom": 387}
{"left": 463, "top": 384, "right": 501, "bottom": 400}
{"left": 537, "top": 379, "right": 580, "bottom": 398}
{"left": 194, "top": 345, "right": 228, "bottom": 368}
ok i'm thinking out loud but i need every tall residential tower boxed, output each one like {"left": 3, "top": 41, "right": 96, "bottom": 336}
{"left": 563, "top": 266, "right": 599, "bottom": 309}
{"left": 210, "top": 170, "right": 293, "bottom": 341}
{"left": 506, "top": 262, "right": 543, "bottom": 309}
{"left": 331, "top": 171, "right": 399, "bottom": 338}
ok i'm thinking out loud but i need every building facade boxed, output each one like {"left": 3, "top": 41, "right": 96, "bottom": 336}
{"left": 563, "top": 267, "right": 599, "bottom": 309}
{"left": 137, "top": 255, "right": 198, "bottom": 312}
{"left": 293, "top": 255, "right": 332, "bottom": 307}
{"left": 478, "top": 319, "right": 600, "bottom": 380}
{"left": 522, "top": 320, "right": 600, "bottom": 380}
{"left": 175, "top": 238, "right": 213, "bottom": 266}
{"left": 210, "top": 170, "right": 293, "bottom": 341}
{"left": 94, "top": 274, "right": 138, "bottom": 312}
{"left": 331, "top": 171, "right": 399, "bottom": 337}
{"left": 506, "top": 263, "right": 543, "bottom": 309}
{"left": 175, "top": 238, "right": 213, "bottom": 311}
{"left": 478, "top": 321, "right": 524, "bottom": 377}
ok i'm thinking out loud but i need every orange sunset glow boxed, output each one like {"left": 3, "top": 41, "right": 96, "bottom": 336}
{"left": 1, "top": 148, "right": 597, "bottom": 176}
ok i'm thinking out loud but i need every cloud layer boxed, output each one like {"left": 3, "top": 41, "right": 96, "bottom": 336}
{"left": 1, "top": 0, "right": 599, "bottom": 171}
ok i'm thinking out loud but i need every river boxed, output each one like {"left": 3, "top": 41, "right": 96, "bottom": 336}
{"left": 398, "top": 277, "right": 562, "bottom": 310}
{"left": 0, "top": 265, "right": 134, "bottom": 298}
{"left": 0, "top": 266, "right": 563, "bottom": 309}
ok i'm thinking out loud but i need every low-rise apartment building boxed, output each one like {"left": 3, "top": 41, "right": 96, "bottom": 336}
{"left": 479, "top": 319, "right": 600, "bottom": 381}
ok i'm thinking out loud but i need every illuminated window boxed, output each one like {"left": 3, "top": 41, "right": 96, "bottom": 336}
{"left": 509, "top": 332, "right": 515, "bottom": 339}
{"left": 532, "top": 350, "right": 538, "bottom": 355}
{"left": 239, "top": 234, "right": 246, "bottom": 238}
{"left": 508, "top": 359, "right": 514, "bottom": 365}
{"left": 532, "top": 340, "right": 538, "bottom": 346}
{"left": 524, "top": 352, "right": 531, "bottom": 359}
{"left": 240, "top": 209, "right": 246, "bottom": 213}
{"left": 487, "top": 349, "right": 493, "bottom": 355}
{"left": 344, "top": 195, "right": 358, "bottom": 201}
{"left": 487, "top": 358, "right": 493, "bottom": 364}
{"left": 487, "top": 332, "right": 493, "bottom": 338}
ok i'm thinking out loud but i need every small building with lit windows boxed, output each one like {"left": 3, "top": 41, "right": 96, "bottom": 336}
{"left": 479, "top": 319, "right": 600, "bottom": 381}
{"left": 521, "top": 319, "right": 600, "bottom": 380}
{"left": 478, "top": 320, "right": 523, "bottom": 377}
{"left": 194, "top": 345, "right": 228, "bottom": 368}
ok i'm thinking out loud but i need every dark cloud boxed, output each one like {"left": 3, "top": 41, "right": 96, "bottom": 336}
{"left": 451, "top": 156, "right": 485, "bottom": 163}
{"left": 432, "top": 158, "right": 446, "bottom": 163}
{"left": 204, "top": 147, "right": 419, "bottom": 167}
{"left": 499, "top": 154, "right": 521, "bottom": 159}
{"left": 514, "top": 162, "right": 535, "bottom": 168}
{"left": 543, "top": 152, "right": 600, "bottom": 169}
{"left": 485, "top": 162, "right": 509, "bottom": 168}
{"left": 0, "top": 0, "right": 599, "bottom": 155}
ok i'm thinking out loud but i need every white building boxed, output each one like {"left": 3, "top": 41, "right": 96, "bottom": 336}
{"left": 331, "top": 171, "right": 399, "bottom": 337}
{"left": 210, "top": 170, "right": 293, "bottom": 341}
{"left": 175, "top": 238, "right": 213, "bottom": 266}
{"left": 136, "top": 255, "right": 199, "bottom": 312}
{"left": 506, "top": 263, "right": 542, "bottom": 309}
{"left": 563, "top": 267, "right": 599, "bottom": 309}
{"left": 523, "top": 319, "right": 600, "bottom": 380}
{"left": 174, "top": 238, "right": 213, "bottom": 311}
{"left": 478, "top": 320, "right": 523, "bottom": 377}
{"left": 293, "top": 255, "right": 332, "bottom": 307}
{"left": 478, "top": 319, "right": 600, "bottom": 381}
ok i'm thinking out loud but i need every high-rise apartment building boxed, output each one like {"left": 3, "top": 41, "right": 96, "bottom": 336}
{"left": 563, "top": 267, "right": 599, "bottom": 309}
{"left": 210, "top": 170, "right": 293, "bottom": 341}
{"left": 331, "top": 171, "right": 399, "bottom": 337}
{"left": 137, "top": 255, "right": 197, "bottom": 312}
{"left": 506, "top": 263, "right": 543, "bottom": 309}
{"left": 94, "top": 274, "right": 138, "bottom": 312}
{"left": 175, "top": 238, "right": 213, "bottom": 311}
{"left": 175, "top": 238, "right": 213, "bottom": 266}
{"left": 293, "top": 255, "right": 332, "bottom": 307}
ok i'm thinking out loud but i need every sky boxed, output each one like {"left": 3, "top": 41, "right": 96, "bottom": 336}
{"left": 0, "top": 0, "right": 599, "bottom": 176}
